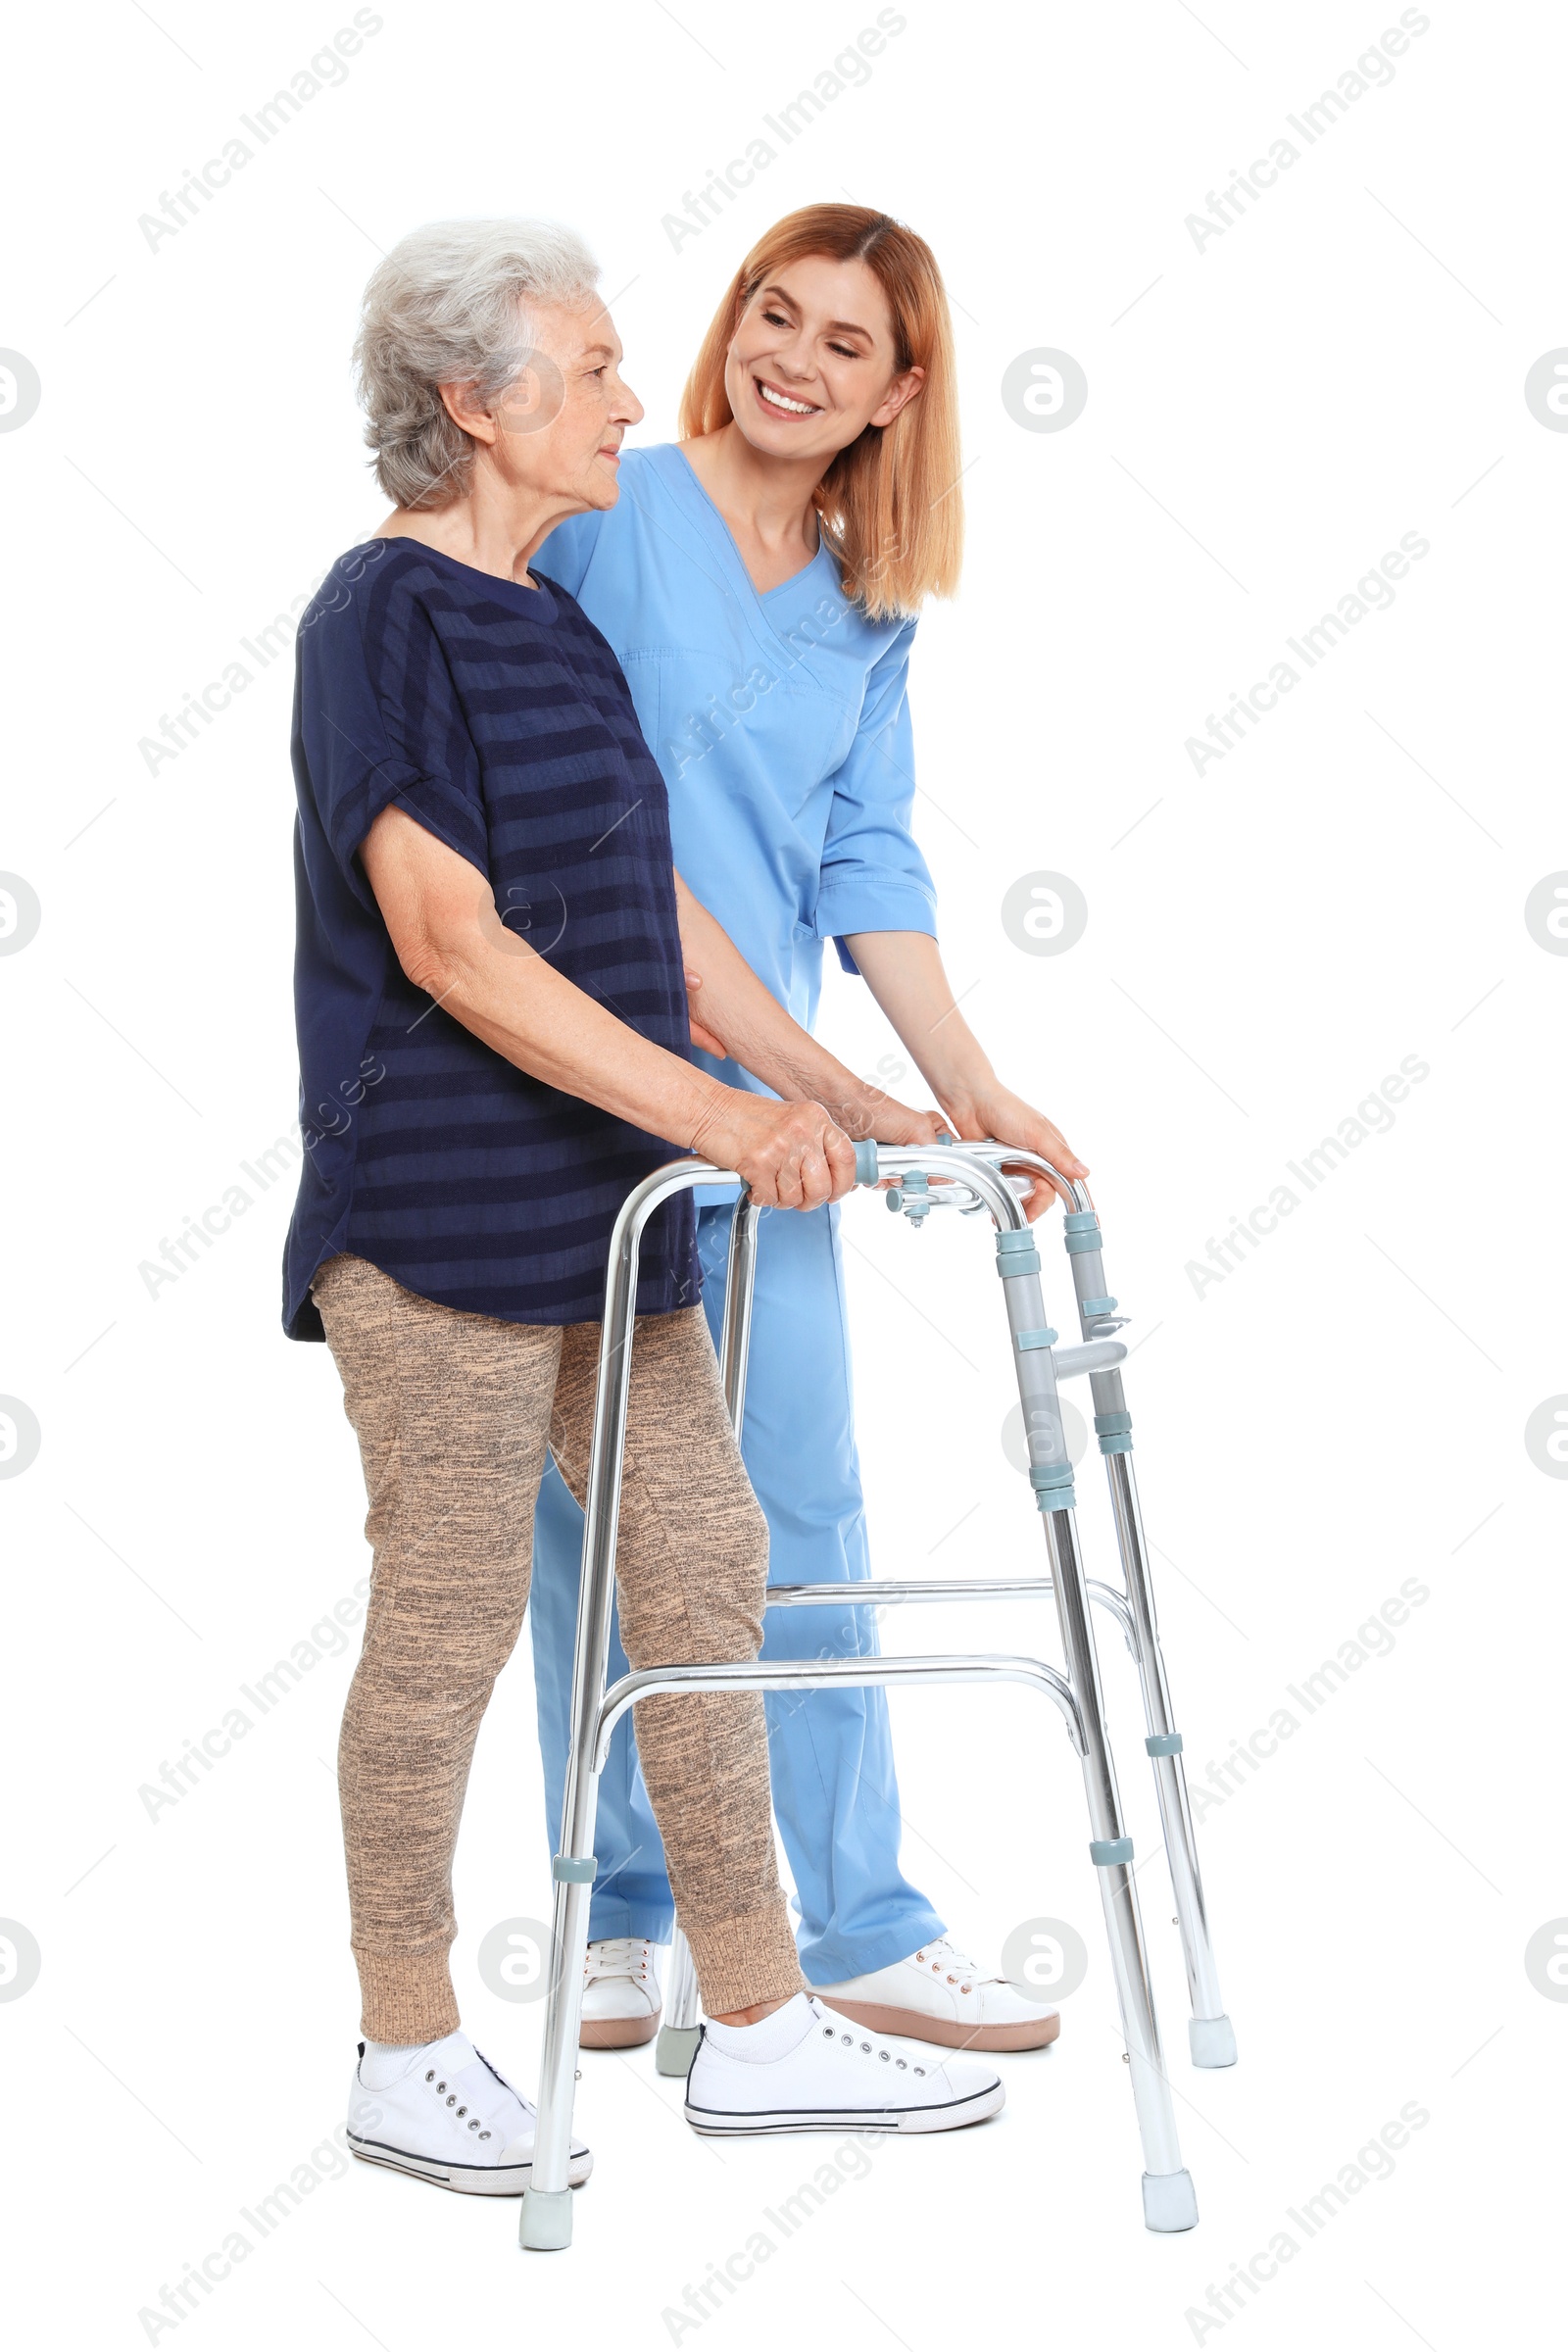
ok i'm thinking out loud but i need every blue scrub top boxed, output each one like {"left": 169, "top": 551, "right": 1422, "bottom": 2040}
{"left": 537, "top": 443, "right": 938, "bottom": 1083}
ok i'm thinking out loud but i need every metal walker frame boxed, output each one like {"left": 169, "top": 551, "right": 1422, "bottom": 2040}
{"left": 518, "top": 1142, "right": 1235, "bottom": 2250}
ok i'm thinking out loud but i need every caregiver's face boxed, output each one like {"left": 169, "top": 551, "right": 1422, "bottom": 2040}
{"left": 723, "top": 255, "right": 923, "bottom": 465}
{"left": 497, "top": 299, "right": 643, "bottom": 513}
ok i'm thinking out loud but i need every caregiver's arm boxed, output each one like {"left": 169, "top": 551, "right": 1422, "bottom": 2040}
{"left": 361, "top": 808, "right": 857, "bottom": 1209}
{"left": 842, "top": 930, "right": 1088, "bottom": 1219}
{"left": 673, "top": 875, "right": 949, "bottom": 1147}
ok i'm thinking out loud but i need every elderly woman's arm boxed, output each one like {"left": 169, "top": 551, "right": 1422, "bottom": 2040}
{"left": 362, "top": 807, "right": 857, "bottom": 1210}
{"left": 672, "top": 876, "right": 950, "bottom": 1148}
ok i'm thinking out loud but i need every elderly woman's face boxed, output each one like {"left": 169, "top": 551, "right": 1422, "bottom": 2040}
{"left": 490, "top": 300, "right": 643, "bottom": 514}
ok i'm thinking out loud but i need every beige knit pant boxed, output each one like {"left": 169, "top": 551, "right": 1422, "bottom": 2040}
{"left": 313, "top": 1253, "right": 805, "bottom": 2041}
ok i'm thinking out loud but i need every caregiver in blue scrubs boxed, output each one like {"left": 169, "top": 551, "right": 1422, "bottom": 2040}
{"left": 530, "top": 205, "right": 1088, "bottom": 2053}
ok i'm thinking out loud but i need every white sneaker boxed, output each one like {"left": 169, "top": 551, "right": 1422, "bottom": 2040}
{"left": 347, "top": 2032, "right": 592, "bottom": 2196}
{"left": 814, "top": 1936, "right": 1061, "bottom": 2052}
{"left": 684, "top": 1993, "right": 1004, "bottom": 2136}
{"left": 580, "top": 1936, "right": 663, "bottom": 2049}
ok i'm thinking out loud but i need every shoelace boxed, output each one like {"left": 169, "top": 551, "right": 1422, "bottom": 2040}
{"left": 911, "top": 1937, "right": 986, "bottom": 1996}
{"left": 422, "top": 2065, "right": 494, "bottom": 2140}
{"left": 584, "top": 1936, "right": 654, "bottom": 1983}
{"left": 808, "top": 1998, "right": 929, "bottom": 2078}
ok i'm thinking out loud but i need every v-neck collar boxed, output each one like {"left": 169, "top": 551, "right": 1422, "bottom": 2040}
{"left": 667, "top": 443, "right": 833, "bottom": 609}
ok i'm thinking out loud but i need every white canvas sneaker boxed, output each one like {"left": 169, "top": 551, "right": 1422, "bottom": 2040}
{"left": 813, "top": 1936, "right": 1061, "bottom": 2052}
{"left": 684, "top": 1993, "right": 1004, "bottom": 2136}
{"left": 346, "top": 2032, "right": 592, "bottom": 2195}
{"left": 580, "top": 1936, "right": 663, "bottom": 2048}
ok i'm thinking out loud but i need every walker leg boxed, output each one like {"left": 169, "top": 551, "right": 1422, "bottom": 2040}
{"left": 1063, "top": 1191, "right": 1235, "bottom": 2069}
{"left": 655, "top": 1923, "right": 703, "bottom": 2076}
{"left": 648, "top": 1197, "right": 757, "bottom": 2090}
{"left": 1104, "top": 1449, "right": 1237, "bottom": 2068}
{"left": 993, "top": 1213, "right": 1195, "bottom": 2230}
{"left": 518, "top": 1860, "right": 596, "bottom": 2251}
{"left": 522, "top": 1206, "right": 651, "bottom": 2251}
{"left": 1045, "top": 1508, "right": 1199, "bottom": 2231}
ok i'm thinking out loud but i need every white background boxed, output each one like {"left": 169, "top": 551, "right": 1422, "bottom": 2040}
{"left": 2, "top": 2, "right": 1563, "bottom": 2346}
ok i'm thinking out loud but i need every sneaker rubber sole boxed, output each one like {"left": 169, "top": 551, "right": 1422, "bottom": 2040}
{"left": 347, "top": 2132, "right": 592, "bottom": 2196}
{"left": 816, "top": 1995, "right": 1061, "bottom": 2053}
{"left": 579, "top": 2007, "right": 662, "bottom": 2049}
{"left": 684, "top": 2077, "right": 1004, "bottom": 2136}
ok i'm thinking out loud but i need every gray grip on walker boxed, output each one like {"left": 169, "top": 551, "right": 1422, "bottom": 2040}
{"left": 552, "top": 1854, "right": 597, "bottom": 1883}
{"left": 1090, "top": 1836, "right": 1134, "bottom": 1866}
{"left": 995, "top": 1228, "right": 1042, "bottom": 1276}
{"left": 853, "top": 1140, "right": 879, "bottom": 1185}
{"left": 1029, "top": 1463, "right": 1076, "bottom": 1512}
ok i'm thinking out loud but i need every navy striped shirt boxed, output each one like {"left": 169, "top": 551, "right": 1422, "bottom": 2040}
{"left": 282, "top": 535, "right": 700, "bottom": 1340}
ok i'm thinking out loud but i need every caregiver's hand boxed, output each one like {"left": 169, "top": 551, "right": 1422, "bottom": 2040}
{"left": 945, "top": 1085, "right": 1087, "bottom": 1222}
{"left": 688, "top": 1091, "right": 858, "bottom": 1210}
{"left": 836, "top": 937, "right": 1088, "bottom": 1225}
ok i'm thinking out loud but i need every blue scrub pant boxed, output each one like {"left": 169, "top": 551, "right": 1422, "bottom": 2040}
{"left": 529, "top": 1199, "right": 946, "bottom": 1984}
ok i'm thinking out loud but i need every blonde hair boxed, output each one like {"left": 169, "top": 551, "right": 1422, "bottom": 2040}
{"left": 678, "top": 206, "right": 962, "bottom": 619}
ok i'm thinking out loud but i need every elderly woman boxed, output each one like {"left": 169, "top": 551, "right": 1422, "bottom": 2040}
{"left": 283, "top": 218, "right": 1004, "bottom": 2195}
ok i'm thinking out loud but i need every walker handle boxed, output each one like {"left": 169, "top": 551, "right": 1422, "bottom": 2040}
{"left": 852, "top": 1140, "right": 880, "bottom": 1186}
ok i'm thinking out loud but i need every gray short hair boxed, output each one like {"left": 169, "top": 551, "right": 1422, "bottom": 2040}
{"left": 354, "top": 219, "right": 602, "bottom": 510}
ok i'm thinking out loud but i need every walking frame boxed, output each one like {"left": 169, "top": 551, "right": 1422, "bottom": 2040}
{"left": 518, "top": 1141, "right": 1236, "bottom": 2250}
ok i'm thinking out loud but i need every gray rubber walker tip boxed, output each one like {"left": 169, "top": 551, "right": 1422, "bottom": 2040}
{"left": 1189, "top": 2013, "right": 1238, "bottom": 2070}
{"left": 518, "top": 2185, "right": 575, "bottom": 2251}
{"left": 655, "top": 2024, "right": 703, "bottom": 2078}
{"left": 1142, "top": 2169, "right": 1199, "bottom": 2233}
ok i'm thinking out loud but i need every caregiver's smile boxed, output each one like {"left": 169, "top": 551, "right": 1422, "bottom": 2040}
{"left": 752, "top": 374, "right": 823, "bottom": 419}
{"left": 723, "top": 253, "right": 926, "bottom": 469}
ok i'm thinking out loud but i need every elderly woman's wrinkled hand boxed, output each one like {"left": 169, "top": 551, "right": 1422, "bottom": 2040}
{"left": 688, "top": 1091, "right": 858, "bottom": 1210}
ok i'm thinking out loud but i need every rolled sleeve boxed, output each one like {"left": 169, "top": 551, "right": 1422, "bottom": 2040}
{"left": 296, "top": 570, "right": 490, "bottom": 914}
{"left": 813, "top": 619, "right": 937, "bottom": 972}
